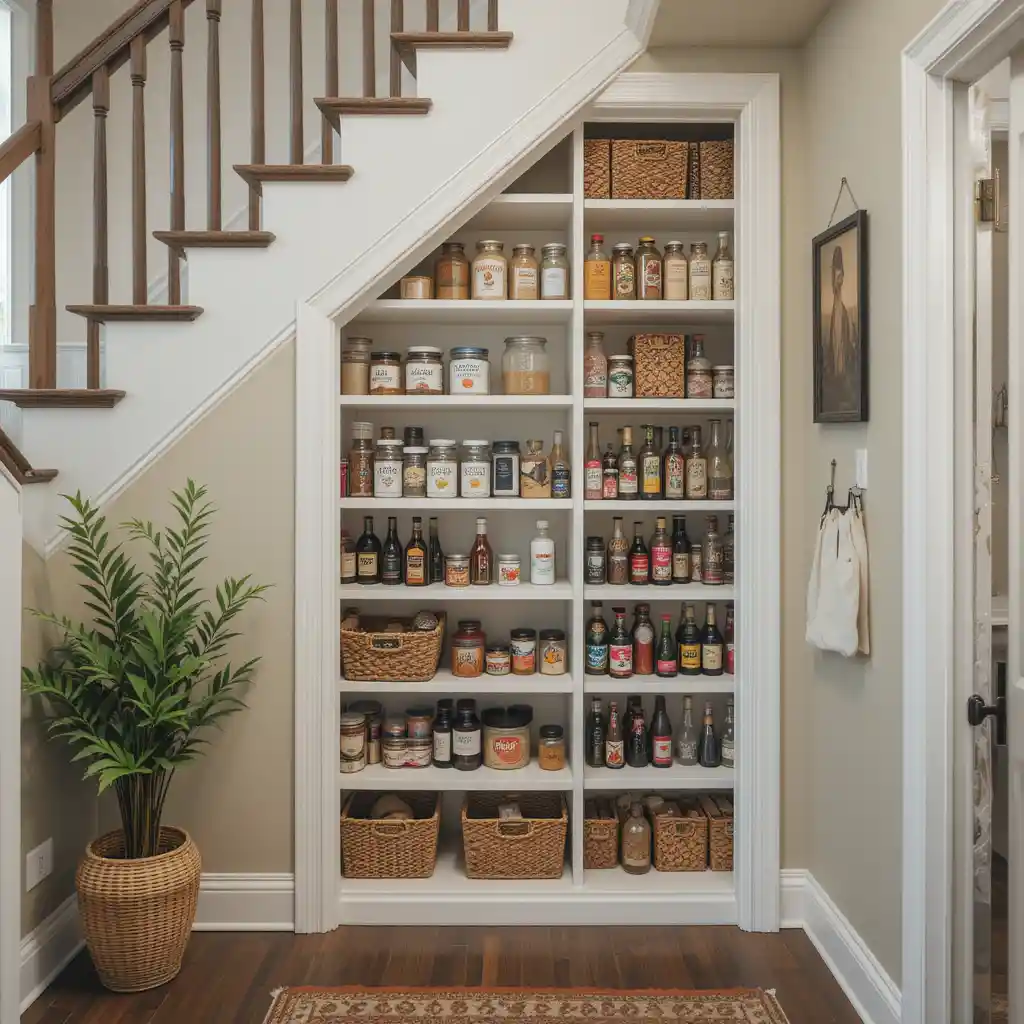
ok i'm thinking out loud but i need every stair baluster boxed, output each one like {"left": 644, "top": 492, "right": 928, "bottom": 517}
{"left": 426, "top": 0, "right": 439, "bottom": 32}
{"left": 89, "top": 66, "right": 110, "bottom": 391}
{"left": 488, "top": 0, "right": 499, "bottom": 32}
{"left": 390, "top": 1, "right": 404, "bottom": 99}
{"left": 458, "top": 0, "right": 470, "bottom": 32}
{"left": 249, "top": 0, "right": 265, "bottom": 230}
{"left": 290, "top": 0, "right": 304, "bottom": 165}
{"left": 363, "top": 0, "right": 376, "bottom": 98}
{"left": 168, "top": 0, "right": 186, "bottom": 305}
{"left": 323, "top": 0, "right": 339, "bottom": 165}
{"left": 130, "top": 37, "right": 148, "bottom": 305}
{"left": 207, "top": 0, "right": 223, "bottom": 230}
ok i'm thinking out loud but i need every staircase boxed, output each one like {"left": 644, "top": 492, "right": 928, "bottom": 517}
{"left": 0, "top": 0, "right": 651, "bottom": 551}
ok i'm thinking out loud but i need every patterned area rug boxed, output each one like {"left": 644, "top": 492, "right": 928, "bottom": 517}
{"left": 263, "top": 987, "right": 791, "bottom": 1023}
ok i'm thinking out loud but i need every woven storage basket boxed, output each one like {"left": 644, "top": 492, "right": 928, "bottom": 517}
{"left": 631, "top": 333, "right": 686, "bottom": 399}
{"left": 341, "top": 791, "right": 440, "bottom": 879}
{"left": 583, "top": 817, "right": 619, "bottom": 870}
{"left": 611, "top": 140, "right": 689, "bottom": 200}
{"left": 700, "top": 794, "right": 734, "bottom": 872}
{"left": 76, "top": 827, "right": 201, "bottom": 993}
{"left": 687, "top": 143, "right": 702, "bottom": 200}
{"left": 700, "top": 140, "right": 734, "bottom": 200}
{"left": 461, "top": 792, "right": 567, "bottom": 879}
{"left": 584, "top": 139, "right": 611, "bottom": 199}
{"left": 651, "top": 800, "right": 708, "bottom": 872}
{"left": 340, "top": 613, "right": 444, "bottom": 682}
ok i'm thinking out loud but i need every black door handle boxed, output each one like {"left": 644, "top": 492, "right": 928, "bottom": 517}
{"left": 967, "top": 694, "right": 1007, "bottom": 744}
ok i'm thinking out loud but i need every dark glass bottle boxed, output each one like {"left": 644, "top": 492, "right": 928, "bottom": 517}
{"left": 605, "top": 700, "right": 625, "bottom": 768}
{"left": 586, "top": 697, "right": 606, "bottom": 767}
{"left": 428, "top": 516, "right": 444, "bottom": 584}
{"left": 656, "top": 613, "right": 677, "bottom": 677}
{"left": 650, "top": 515, "right": 672, "bottom": 585}
{"left": 699, "top": 701, "right": 721, "bottom": 768}
{"left": 356, "top": 515, "right": 381, "bottom": 585}
{"left": 453, "top": 698, "right": 482, "bottom": 771}
{"left": 609, "top": 607, "right": 633, "bottom": 679}
{"left": 585, "top": 601, "right": 609, "bottom": 676}
{"left": 672, "top": 515, "right": 691, "bottom": 585}
{"left": 723, "top": 513, "right": 735, "bottom": 585}
{"left": 381, "top": 517, "right": 403, "bottom": 585}
{"left": 626, "top": 698, "right": 648, "bottom": 767}
{"left": 639, "top": 424, "right": 662, "bottom": 499}
{"left": 602, "top": 442, "right": 619, "bottom": 499}
{"left": 340, "top": 528, "right": 357, "bottom": 585}
{"left": 650, "top": 695, "right": 673, "bottom": 767}
{"left": 629, "top": 521, "right": 649, "bottom": 585}
{"left": 677, "top": 603, "right": 701, "bottom": 676}
{"left": 404, "top": 516, "right": 427, "bottom": 586}
{"left": 470, "top": 517, "right": 493, "bottom": 585}
{"left": 725, "top": 601, "right": 736, "bottom": 675}
{"left": 701, "top": 603, "right": 725, "bottom": 677}
{"left": 632, "top": 603, "right": 655, "bottom": 675}
{"left": 432, "top": 703, "right": 453, "bottom": 768}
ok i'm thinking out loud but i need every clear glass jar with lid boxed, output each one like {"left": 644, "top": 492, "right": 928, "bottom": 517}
{"left": 540, "top": 243, "right": 569, "bottom": 299}
{"left": 472, "top": 240, "right": 507, "bottom": 300}
{"left": 509, "top": 244, "right": 539, "bottom": 300}
{"left": 502, "top": 336, "right": 550, "bottom": 395}
{"left": 348, "top": 421, "right": 374, "bottom": 497}
{"left": 612, "top": 243, "right": 636, "bottom": 300}
{"left": 373, "top": 439, "right": 404, "bottom": 498}
{"left": 404, "top": 346, "right": 444, "bottom": 395}
{"left": 370, "top": 351, "right": 403, "bottom": 395}
{"left": 663, "top": 241, "right": 689, "bottom": 300}
{"left": 636, "top": 236, "right": 663, "bottom": 300}
{"left": 426, "top": 439, "right": 458, "bottom": 498}
{"left": 435, "top": 241, "right": 469, "bottom": 300}
{"left": 460, "top": 441, "right": 492, "bottom": 498}
{"left": 402, "top": 447, "right": 428, "bottom": 497}
{"left": 341, "top": 336, "right": 372, "bottom": 395}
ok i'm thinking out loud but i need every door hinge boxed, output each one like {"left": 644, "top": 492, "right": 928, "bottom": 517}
{"left": 976, "top": 172, "right": 1000, "bottom": 225}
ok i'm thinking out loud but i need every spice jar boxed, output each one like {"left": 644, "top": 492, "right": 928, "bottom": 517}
{"left": 382, "top": 735, "right": 407, "bottom": 769}
{"left": 402, "top": 447, "right": 428, "bottom": 497}
{"left": 492, "top": 441, "right": 521, "bottom": 497}
{"left": 539, "top": 629, "right": 567, "bottom": 675}
{"left": 689, "top": 241, "right": 712, "bottom": 301}
{"left": 538, "top": 725, "right": 566, "bottom": 771}
{"left": 339, "top": 712, "right": 367, "bottom": 773}
{"left": 502, "top": 336, "right": 550, "bottom": 395}
{"left": 405, "top": 346, "right": 444, "bottom": 394}
{"left": 472, "top": 240, "right": 507, "bottom": 300}
{"left": 348, "top": 421, "right": 375, "bottom": 497}
{"left": 510, "top": 628, "right": 537, "bottom": 675}
{"left": 540, "top": 242, "right": 569, "bottom": 299}
{"left": 482, "top": 706, "right": 532, "bottom": 770}
{"left": 453, "top": 698, "right": 482, "bottom": 770}
{"left": 713, "top": 365, "right": 735, "bottom": 399}
{"left": 369, "top": 351, "right": 402, "bottom": 395}
{"left": 427, "top": 439, "right": 458, "bottom": 497}
{"left": 348, "top": 700, "right": 383, "bottom": 765}
{"left": 636, "top": 236, "right": 663, "bottom": 300}
{"left": 585, "top": 537, "right": 606, "bottom": 584}
{"left": 445, "top": 553, "right": 470, "bottom": 588}
{"left": 400, "top": 275, "right": 433, "bottom": 300}
{"left": 498, "top": 553, "right": 521, "bottom": 586}
{"left": 612, "top": 243, "right": 636, "bottom": 300}
{"left": 373, "top": 439, "right": 404, "bottom": 498}
{"left": 341, "top": 338, "right": 371, "bottom": 395}
{"left": 435, "top": 241, "right": 470, "bottom": 300}
{"left": 460, "top": 440, "right": 492, "bottom": 498}
{"left": 449, "top": 347, "right": 490, "bottom": 394}
{"left": 452, "top": 621, "right": 486, "bottom": 678}
{"left": 405, "top": 706, "right": 433, "bottom": 739}
{"left": 486, "top": 643, "right": 511, "bottom": 675}
{"left": 607, "top": 354, "right": 634, "bottom": 398}
{"left": 509, "top": 244, "right": 539, "bottom": 300}
{"left": 663, "top": 241, "right": 689, "bottom": 300}
{"left": 405, "top": 737, "right": 432, "bottom": 768}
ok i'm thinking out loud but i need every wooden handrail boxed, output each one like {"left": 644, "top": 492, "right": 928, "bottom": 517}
{"left": 0, "top": 121, "right": 41, "bottom": 185}
{"left": 0, "top": 427, "right": 57, "bottom": 484}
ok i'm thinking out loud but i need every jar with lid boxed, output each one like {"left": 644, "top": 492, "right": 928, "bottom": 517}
{"left": 341, "top": 336, "right": 372, "bottom": 395}
{"left": 607, "top": 354, "right": 634, "bottom": 398}
{"left": 482, "top": 706, "right": 532, "bottom": 770}
{"left": 509, "top": 244, "right": 539, "bottom": 300}
{"left": 348, "top": 700, "right": 382, "bottom": 765}
{"left": 538, "top": 725, "right": 565, "bottom": 771}
{"left": 400, "top": 276, "right": 433, "bottom": 299}
{"left": 404, "top": 425, "right": 424, "bottom": 448}
{"left": 339, "top": 712, "right": 366, "bottom": 773}
{"left": 492, "top": 441, "right": 521, "bottom": 497}
{"left": 452, "top": 621, "right": 486, "bottom": 679}
{"left": 583, "top": 332, "right": 608, "bottom": 398}
{"left": 636, "top": 236, "right": 663, "bottom": 300}
{"left": 713, "top": 365, "right": 735, "bottom": 399}
{"left": 460, "top": 441, "right": 491, "bottom": 498}
{"left": 435, "top": 241, "right": 469, "bottom": 300}
{"left": 612, "top": 243, "right": 636, "bottom": 300}
{"left": 449, "top": 347, "right": 490, "bottom": 394}
{"left": 663, "top": 241, "right": 689, "bottom": 300}
{"left": 348, "top": 421, "right": 375, "bottom": 497}
{"left": 402, "top": 447, "right": 428, "bottom": 497}
{"left": 445, "top": 553, "right": 470, "bottom": 588}
{"left": 498, "top": 553, "right": 521, "bottom": 586}
{"left": 510, "top": 628, "right": 537, "bottom": 675}
{"left": 686, "top": 335, "right": 713, "bottom": 399}
{"left": 373, "top": 439, "right": 404, "bottom": 498}
{"left": 502, "top": 336, "right": 550, "bottom": 395}
{"left": 539, "top": 629, "right": 567, "bottom": 675}
{"left": 453, "top": 698, "right": 482, "bottom": 770}
{"left": 472, "top": 240, "right": 507, "bottom": 300}
{"left": 689, "top": 241, "right": 712, "bottom": 300}
{"left": 404, "top": 347, "right": 444, "bottom": 394}
{"left": 486, "top": 643, "right": 511, "bottom": 675}
{"left": 585, "top": 536, "right": 606, "bottom": 584}
{"left": 540, "top": 242, "right": 569, "bottom": 299}
{"left": 369, "top": 352, "right": 402, "bottom": 395}
{"left": 427, "top": 439, "right": 458, "bottom": 498}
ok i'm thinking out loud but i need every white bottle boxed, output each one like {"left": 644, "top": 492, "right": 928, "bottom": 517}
{"left": 530, "top": 520, "right": 555, "bottom": 585}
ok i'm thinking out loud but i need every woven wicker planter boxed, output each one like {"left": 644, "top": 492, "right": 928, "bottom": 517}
{"left": 76, "top": 827, "right": 201, "bottom": 993}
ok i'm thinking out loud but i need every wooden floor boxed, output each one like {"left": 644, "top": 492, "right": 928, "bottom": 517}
{"left": 22, "top": 926, "right": 861, "bottom": 1024}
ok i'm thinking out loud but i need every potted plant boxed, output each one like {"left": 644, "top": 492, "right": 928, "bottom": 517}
{"left": 23, "top": 481, "right": 267, "bottom": 993}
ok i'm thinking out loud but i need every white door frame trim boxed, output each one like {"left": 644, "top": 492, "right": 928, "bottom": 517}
{"left": 902, "top": 2, "right": 1024, "bottom": 1021}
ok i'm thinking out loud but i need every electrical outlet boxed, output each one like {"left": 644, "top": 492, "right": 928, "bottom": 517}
{"left": 25, "top": 838, "right": 53, "bottom": 892}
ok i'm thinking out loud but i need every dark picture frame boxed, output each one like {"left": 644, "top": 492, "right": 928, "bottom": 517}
{"left": 813, "top": 209, "right": 869, "bottom": 423}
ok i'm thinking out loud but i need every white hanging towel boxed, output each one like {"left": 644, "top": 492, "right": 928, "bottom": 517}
{"left": 806, "top": 508, "right": 861, "bottom": 657}
{"left": 804, "top": 509, "right": 830, "bottom": 648}
{"left": 849, "top": 508, "right": 871, "bottom": 655}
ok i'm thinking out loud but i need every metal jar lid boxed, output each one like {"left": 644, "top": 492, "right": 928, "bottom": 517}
{"left": 371, "top": 351, "right": 402, "bottom": 361}
{"left": 403, "top": 446, "right": 428, "bottom": 456}
{"left": 340, "top": 712, "right": 366, "bottom": 729}
{"left": 608, "top": 354, "right": 634, "bottom": 363}
{"left": 539, "top": 724, "right": 564, "bottom": 740}
{"left": 542, "top": 242, "right": 567, "bottom": 255}
{"left": 428, "top": 439, "right": 458, "bottom": 449}
{"left": 540, "top": 629, "right": 566, "bottom": 642}
{"left": 449, "top": 347, "right": 489, "bottom": 359}
{"left": 461, "top": 440, "right": 490, "bottom": 448}
{"left": 347, "top": 700, "right": 383, "bottom": 718}
{"left": 511, "top": 628, "right": 537, "bottom": 641}
{"left": 612, "top": 242, "right": 634, "bottom": 253}
{"left": 498, "top": 553, "right": 519, "bottom": 562}
{"left": 492, "top": 440, "right": 521, "bottom": 453}
{"left": 481, "top": 706, "right": 534, "bottom": 730}
{"left": 475, "top": 239, "right": 504, "bottom": 250}
{"left": 406, "top": 346, "right": 443, "bottom": 358}
{"left": 504, "top": 335, "right": 547, "bottom": 346}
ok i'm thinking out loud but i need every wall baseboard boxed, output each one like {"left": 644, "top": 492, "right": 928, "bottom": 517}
{"left": 194, "top": 873, "right": 295, "bottom": 932}
{"left": 20, "top": 894, "right": 83, "bottom": 1013}
{"left": 780, "top": 869, "right": 901, "bottom": 1024}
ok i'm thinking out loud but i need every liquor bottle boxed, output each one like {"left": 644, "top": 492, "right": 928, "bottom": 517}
{"left": 550, "top": 430, "right": 571, "bottom": 499}
{"left": 706, "top": 418, "right": 733, "bottom": 500}
{"left": 356, "top": 516, "right": 381, "bottom": 585}
{"left": 701, "top": 603, "right": 725, "bottom": 676}
{"left": 621, "top": 803, "right": 652, "bottom": 875}
{"left": 584, "top": 332, "right": 609, "bottom": 398}
{"left": 381, "top": 517, "right": 403, "bottom": 586}
{"left": 650, "top": 695, "right": 673, "bottom": 767}
{"left": 586, "top": 601, "right": 609, "bottom": 676}
{"left": 602, "top": 443, "right": 619, "bottom": 499}
{"left": 604, "top": 700, "right": 625, "bottom": 768}
{"left": 607, "top": 517, "right": 629, "bottom": 585}
{"left": 584, "top": 233, "right": 612, "bottom": 301}
{"left": 656, "top": 614, "right": 678, "bottom": 677}
{"left": 428, "top": 517, "right": 444, "bottom": 584}
{"left": 586, "top": 697, "right": 606, "bottom": 767}
{"left": 650, "top": 516, "right": 672, "bottom": 586}
{"left": 530, "top": 519, "right": 555, "bottom": 584}
{"left": 626, "top": 700, "right": 648, "bottom": 768}
{"left": 712, "top": 231, "right": 735, "bottom": 301}
{"left": 632, "top": 603, "right": 655, "bottom": 675}
{"left": 702, "top": 516, "right": 724, "bottom": 586}
{"left": 618, "top": 426, "right": 638, "bottom": 499}
{"left": 677, "top": 603, "right": 701, "bottom": 676}
{"left": 609, "top": 607, "right": 633, "bottom": 680}
{"left": 432, "top": 702, "right": 453, "bottom": 768}
{"left": 721, "top": 699, "right": 735, "bottom": 768}
{"left": 404, "top": 516, "right": 428, "bottom": 586}
{"left": 723, "top": 514, "right": 735, "bottom": 585}
{"left": 690, "top": 533, "right": 703, "bottom": 583}
{"left": 685, "top": 425, "right": 707, "bottom": 500}
{"left": 663, "top": 426, "right": 686, "bottom": 499}
{"left": 585, "top": 422, "right": 603, "bottom": 501}
{"left": 629, "top": 522, "right": 650, "bottom": 585}
{"left": 676, "top": 695, "right": 699, "bottom": 765}
{"left": 699, "top": 701, "right": 721, "bottom": 767}
{"left": 639, "top": 424, "right": 662, "bottom": 499}
{"left": 470, "top": 517, "right": 493, "bottom": 585}
{"left": 672, "top": 515, "right": 691, "bottom": 585}
{"left": 340, "top": 528, "right": 357, "bottom": 585}
{"left": 686, "top": 335, "right": 713, "bottom": 397}
{"left": 725, "top": 601, "right": 735, "bottom": 675}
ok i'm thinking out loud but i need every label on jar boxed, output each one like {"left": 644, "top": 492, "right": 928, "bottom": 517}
{"left": 703, "top": 643, "right": 724, "bottom": 672}
{"left": 687, "top": 370, "right": 713, "bottom": 399}
{"left": 704, "top": 547, "right": 724, "bottom": 584}
{"left": 610, "top": 643, "right": 632, "bottom": 675}
{"left": 587, "top": 641, "right": 608, "bottom": 672}
{"left": 541, "top": 267, "right": 567, "bottom": 299}
{"left": 403, "top": 465, "right": 427, "bottom": 496}
{"left": 603, "top": 470, "right": 618, "bottom": 499}
{"left": 679, "top": 642, "right": 701, "bottom": 671}
{"left": 461, "top": 462, "right": 491, "bottom": 497}
{"left": 340, "top": 730, "right": 365, "bottom": 758}
{"left": 357, "top": 552, "right": 377, "bottom": 579}
{"left": 511, "top": 639, "right": 536, "bottom": 671}
{"left": 493, "top": 455, "right": 519, "bottom": 495}
{"left": 686, "top": 459, "right": 707, "bottom": 498}
{"left": 511, "top": 266, "right": 538, "bottom": 299}
{"left": 427, "top": 461, "right": 457, "bottom": 497}
{"left": 453, "top": 645, "right": 482, "bottom": 677}
{"left": 369, "top": 363, "right": 401, "bottom": 393}
{"left": 585, "top": 461, "right": 603, "bottom": 496}
{"left": 586, "top": 553, "right": 605, "bottom": 584}
{"left": 605, "top": 738, "right": 624, "bottom": 767}
{"left": 499, "top": 562, "right": 520, "bottom": 585}
{"left": 620, "top": 468, "right": 638, "bottom": 496}
{"left": 351, "top": 453, "right": 373, "bottom": 496}
{"left": 374, "top": 461, "right": 402, "bottom": 497}
{"left": 552, "top": 465, "right": 570, "bottom": 499}
{"left": 473, "top": 259, "right": 506, "bottom": 299}
{"left": 584, "top": 259, "right": 611, "bottom": 300}
{"left": 643, "top": 257, "right": 662, "bottom": 292}
{"left": 713, "top": 260, "right": 735, "bottom": 300}
{"left": 405, "top": 362, "right": 443, "bottom": 394}
{"left": 489, "top": 734, "right": 526, "bottom": 767}
{"left": 437, "top": 262, "right": 469, "bottom": 298}
{"left": 672, "top": 551, "right": 690, "bottom": 581}
{"left": 433, "top": 731, "right": 451, "bottom": 762}
{"left": 615, "top": 262, "right": 635, "bottom": 298}
{"left": 608, "top": 366, "right": 633, "bottom": 398}
{"left": 450, "top": 358, "right": 489, "bottom": 393}
{"left": 405, "top": 552, "right": 426, "bottom": 585}
{"left": 652, "top": 737, "right": 673, "bottom": 766}
{"left": 665, "top": 454, "right": 685, "bottom": 498}
{"left": 664, "top": 259, "right": 689, "bottom": 300}
{"left": 652, "top": 546, "right": 671, "bottom": 582}
{"left": 453, "top": 728, "right": 481, "bottom": 755}
{"left": 341, "top": 550, "right": 356, "bottom": 580}
{"left": 690, "top": 258, "right": 712, "bottom": 300}
{"left": 677, "top": 737, "right": 698, "bottom": 762}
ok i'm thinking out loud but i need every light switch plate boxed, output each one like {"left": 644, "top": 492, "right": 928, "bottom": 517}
{"left": 855, "top": 448, "right": 869, "bottom": 490}
{"left": 25, "top": 837, "right": 53, "bottom": 892}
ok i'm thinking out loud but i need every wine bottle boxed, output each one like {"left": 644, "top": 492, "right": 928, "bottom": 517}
{"left": 629, "top": 521, "right": 649, "bottom": 585}
{"left": 550, "top": 430, "right": 571, "bottom": 499}
{"left": 585, "top": 601, "right": 609, "bottom": 676}
{"left": 656, "top": 613, "right": 677, "bottom": 677}
{"left": 632, "top": 603, "right": 654, "bottom": 676}
{"left": 701, "top": 603, "right": 725, "bottom": 677}
{"left": 702, "top": 516, "right": 725, "bottom": 586}
{"left": 651, "top": 695, "right": 673, "bottom": 767}
{"left": 340, "top": 528, "right": 357, "bottom": 585}
{"left": 587, "top": 697, "right": 606, "bottom": 767}
{"left": 404, "top": 516, "right": 427, "bottom": 586}
{"left": 626, "top": 699, "right": 648, "bottom": 768}
{"left": 699, "top": 701, "right": 721, "bottom": 767}
{"left": 676, "top": 696, "right": 699, "bottom": 765}
{"left": 685, "top": 426, "right": 707, "bottom": 500}
{"left": 725, "top": 601, "right": 736, "bottom": 675}
{"left": 585, "top": 422, "right": 603, "bottom": 501}
{"left": 428, "top": 517, "right": 444, "bottom": 584}
{"left": 721, "top": 699, "right": 735, "bottom": 768}
{"left": 602, "top": 442, "right": 619, "bottom": 499}
{"left": 618, "top": 426, "right": 638, "bottom": 499}
{"left": 381, "top": 517, "right": 403, "bottom": 586}
{"left": 672, "top": 515, "right": 691, "bottom": 585}
{"left": 355, "top": 516, "right": 381, "bottom": 585}
{"left": 664, "top": 426, "right": 686, "bottom": 500}
{"left": 470, "top": 517, "right": 492, "bottom": 585}
{"left": 677, "top": 603, "right": 701, "bottom": 676}
{"left": 639, "top": 424, "right": 662, "bottom": 499}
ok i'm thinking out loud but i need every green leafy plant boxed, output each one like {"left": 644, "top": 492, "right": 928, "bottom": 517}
{"left": 23, "top": 481, "right": 268, "bottom": 860}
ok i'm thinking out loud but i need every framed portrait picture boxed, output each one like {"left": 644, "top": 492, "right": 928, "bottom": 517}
{"left": 813, "top": 209, "right": 868, "bottom": 423}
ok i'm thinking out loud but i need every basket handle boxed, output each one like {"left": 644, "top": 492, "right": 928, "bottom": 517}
{"left": 368, "top": 633, "right": 404, "bottom": 652}
{"left": 494, "top": 820, "right": 534, "bottom": 839}
{"left": 588, "top": 823, "right": 615, "bottom": 841}
{"left": 371, "top": 820, "right": 410, "bottom": 836}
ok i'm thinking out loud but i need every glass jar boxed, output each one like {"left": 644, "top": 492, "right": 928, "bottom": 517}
{"left": 498, "top": 553, "right": 521, "bottom": 586}
{"left": 584, "top": 233, "right": 611, "bottom": 300}
{"left": 509, "top": 244, "right": 539, "bottom": 300}
{"left": 405, "top": 706, "right": 434, "bottom": 739}
{"left": 369, "top": 351, "right": 402, "bottom": 395}
{"left": 713, "top": 365, "right": 735, "bottom": 399}
{"left": 538, "top": 724, "right": 565, "bottom": 771}
{"left": 607, "top": 354, "right": 634, "bottom": 398}
{"left": 636, "top": 236, "right": 663, "bottom": 300}
{"left": 612, "top": 243, "right": 636, "bottom": 300}
{"left": 373, "top": 439, "right": 404, "bottom": 498}
{"left": 348, "top": 421, "right": 374, "bottom": 497}
{"left": 583, "top": 331, "right": 607, "bottom": 398}
{"left": 492, "top": 441, "right": 521, "bottom": 497}
{"left": 712, "top": 231, "right": 734, "bottom": 301}
{"left": 539, "top": 629, "right": 567, "bottom": 675}
{"left": 435, "top": 241, "right": 470, "bottom": 300}
{"left": 686, "top": 335, "right": 713, "bottom": 399}
{"left": 427, "top": 439, "right": 458, "bottom": 498}
{"left": 445, "top": 553, "right": 470, "bottom": 588}
{"left": 472, "top": 240, "right": 507, "bottom": 300}
{"left": 502, "top": 336, "right": 550, "bottom": 395}
{"left": 400, "top": 275, "right": 433, "bottom": 299}
{"left": 402, "top": 447, "right": 428, "bottom": 497}
{"left": 510, "top": 628, "right": 537, "bottom": 675}
{"left": 689, "top": 241, "right": 712, "bottom": 301}
{"left": 348, "top": 700, "right": 383, "bottom": 765}
{"left": 585, "top": 536, "right": 606, "bottom": 584}
{"left": 449, "top": 347, "right": 490, "bottom": 394}
{"left": 540, "top": 242, "right": 569, "bottom": 299}
{"left": 341, "top": 337, "right": 372, "bottom": 395}
{"left": 404, "top": 347, "right": 444, "bottom": 395}
{"left": 486, "top": 643, "right": 511, "bottom": 675}
{"left": 460, "top": 441, "right": 492, "bottom": 498}
{"left": 453, "top": 698, "right": 482, "bottom": 770}
{"left": 339, "top": 712, "right": 366, "bottom": 774}
{"left": 452, "top": 623, "right": 486, "bottom": 680}
{"left": 663, "top": 241, "right": 689, "bottom": 300}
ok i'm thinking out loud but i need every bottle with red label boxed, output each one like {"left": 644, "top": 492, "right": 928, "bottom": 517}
{"left": 656, "top": 614, "right": 678, "bottom": 677}
{"left": 725, "top": 601, "right": 735, "bottom": 675}
{"left": 632, "top": 603, "right": 655, "bottom": 676}
{"left": 650, "top": 696, "right": 673, "bottom": 767}
{"left": 609, "top": 608, "right": 633, "bottom": 679}
{"left": 604, "top": 700, "right": 625, "bottom": 768}
{"left": 585, "top": 422, "right": 603, "bottom": 500}
{"left": 629, "top": 521, "right": 649, "bottom": 585}
{"left": 650, "top": 516, "right": 672, "bottom": 585}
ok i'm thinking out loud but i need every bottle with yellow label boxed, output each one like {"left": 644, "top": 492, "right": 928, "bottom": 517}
{"left": 677, "top": 603, "right": 702, "bottom": 676}
{"left": 584, "top": 233, "right": 612, "bottom": 300}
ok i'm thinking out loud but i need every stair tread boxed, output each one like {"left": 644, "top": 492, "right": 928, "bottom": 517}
{"left": 234, "top": 163, "right": 354, "bottom": 196}
{"left": 66, "top": 304, "right": 204, "bottom": 323}
{"left": 391, "top": 31, "right": 513, "bottom": 47}
{"left": 0, "top": 389, "right": 126, "bottom": 409}
{"left": 315, "top": 96, "right": 432, "bottom": 131}
{"left": 154, "top": 230, "right": 276, "bottom": 250}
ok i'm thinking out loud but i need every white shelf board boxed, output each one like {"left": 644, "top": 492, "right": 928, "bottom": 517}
{"left": 584, "top": 500, "right": 735, "bottom": 513}
{"left": 468, "top": 193, "right": 574, "bottom": 230}
{"left": 583, "top": 677, "right": 735, "bottom": 695}
{"left": 584, "top": 198, "right": 735, "bottom": 232}
{"left": 340, "top": 497, "right": 573, "bottom": 511}
{"left": 584, "top": 765, "right": 734, "bottom": 790}
{"left": 584, "top": 300, "right": 734, "bottom": 326}
{"left": 358, "top": 299, "right": 574, "bottom": 325}
{"left": 340, "top": 760, "right": 573, "bottom": 791}
{"left": 341, "top": 670, "right": 575, "bottom": 694}
{"left": 584, "top": 585, "right": 735, "bottom": 602}
{"left": 339, "top": 580, "right": 574, "bottom": 601}
{"left": 582, "top": 868, "right": 735, "bottom": 895}
{"left": 340, "top": 394, "right": 573, "bottom": 411}
{"left": 583, "top": 398, "right": 735, "bottom": 413}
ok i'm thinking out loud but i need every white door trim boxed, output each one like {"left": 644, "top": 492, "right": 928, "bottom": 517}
{"left": 902, "top": 3, "right": 1024, "bottom": 1021}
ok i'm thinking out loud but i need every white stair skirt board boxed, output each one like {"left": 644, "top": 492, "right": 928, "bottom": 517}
{"left": 19, "top": 895, "right": 83, "bottom": 1014}
{"left": 780, "top": 870, "right": 900, "bottom": 1024}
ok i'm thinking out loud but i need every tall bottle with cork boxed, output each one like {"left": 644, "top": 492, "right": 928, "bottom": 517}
{"left": 585, "top": 422, "right": 603, "bottom": 501}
